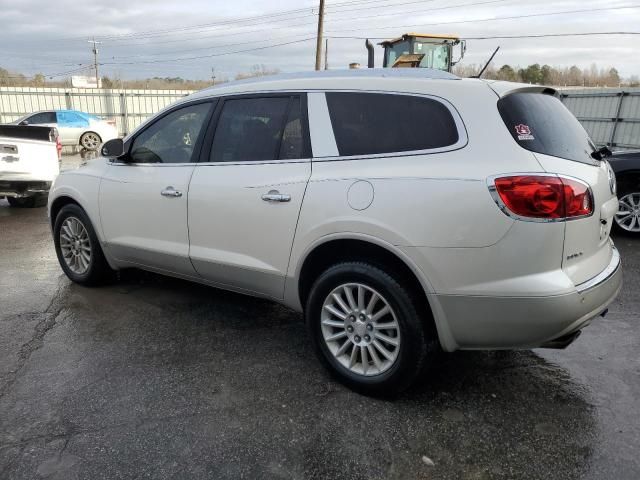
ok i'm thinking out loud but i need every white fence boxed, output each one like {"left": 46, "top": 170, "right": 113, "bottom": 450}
{"left": 559, "top": 87, "right": 640, "bottom": 151}
{"left": 1, "top": 86, "right": 639, "bottom": 150}
{"left": 0, "top": 87, "right": 194, "bottom": 137}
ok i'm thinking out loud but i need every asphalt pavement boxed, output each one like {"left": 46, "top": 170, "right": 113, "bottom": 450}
{"left": 0, "top": 154, "right": 638, "bottom": 479}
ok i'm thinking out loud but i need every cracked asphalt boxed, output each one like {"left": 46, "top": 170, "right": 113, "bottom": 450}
{"left": 0, "top": 155, "right": 639, "bottom": 479}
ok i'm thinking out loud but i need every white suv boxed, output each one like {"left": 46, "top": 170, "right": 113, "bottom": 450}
{"left": 48, "top": 69, "right": 622, "bottom": 394}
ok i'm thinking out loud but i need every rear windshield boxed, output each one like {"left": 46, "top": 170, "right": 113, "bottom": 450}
{"left": 498, "top": 92, "right": 598, "bottom": 165}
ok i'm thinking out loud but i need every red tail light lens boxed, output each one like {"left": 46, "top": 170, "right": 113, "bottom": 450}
{"left": 493, "top": 175, "right": 592, "bottom": 220}
{"left": 56, "top": 137, "right": 62, "bottom": 160}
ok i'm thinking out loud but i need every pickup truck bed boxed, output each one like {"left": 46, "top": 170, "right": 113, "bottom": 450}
{"left": 0, "top": 125, "right": 60, "bottom": 207}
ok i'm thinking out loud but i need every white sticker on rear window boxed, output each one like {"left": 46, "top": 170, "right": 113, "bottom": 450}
{"left": 515, "top": 124, "right": 534, "bottom": 141}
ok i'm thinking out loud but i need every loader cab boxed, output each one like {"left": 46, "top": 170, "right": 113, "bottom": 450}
{"left": 380, "top": 34, "right": 465, "bottom": 72}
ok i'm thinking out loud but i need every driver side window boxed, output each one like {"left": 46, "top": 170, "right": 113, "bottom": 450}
{"left": 130, "top": 102, "right": 211, "bottom": 164}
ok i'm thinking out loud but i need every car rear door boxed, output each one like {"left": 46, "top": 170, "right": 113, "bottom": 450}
{"left": 99, "top": 100, "right": 214, "bottom": 275}
{"left": 187, "top": 94, "right": 312, "bottom": 299}
{"left": 56, "top": 111, "right": 89, "bottom": 145}
{"left": 497, "top": 91, "right": 618, "bottom": 285}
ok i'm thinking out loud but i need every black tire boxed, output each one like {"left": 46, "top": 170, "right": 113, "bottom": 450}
{"left": 305, "top": 261, "right": 436, "bottom": 396}
{"left": 53, "top": 204, "right": 114, "bottom": 285}
{"left": 613, "top": 177, "right": 640, "bottom": 236}
{"left": 79, "top": 131, "right": 102, "bottom": 151}
{"left": 6, "top": 195, "right": 46, "bottom": 208}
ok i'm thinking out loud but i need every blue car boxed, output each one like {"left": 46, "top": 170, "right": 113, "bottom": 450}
{"left": 13, "top": 109, "right": 118, "bottom": 150}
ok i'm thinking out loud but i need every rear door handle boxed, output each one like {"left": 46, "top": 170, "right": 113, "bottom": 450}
{"left": 161, "top": 186, "right": 182, "bottom": 198}
{"left": 262, "top": 190, "right": 291, "bottom": 203}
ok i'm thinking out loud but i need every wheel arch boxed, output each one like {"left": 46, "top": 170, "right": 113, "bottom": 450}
{"left": 49, "top": 195, "right": 81, "bottom": 229}
{"left": 294, "top": 234, "right": 445, "bottom": 345}
{"left": 615, "top": 170, "right": 640, "bottom": 191}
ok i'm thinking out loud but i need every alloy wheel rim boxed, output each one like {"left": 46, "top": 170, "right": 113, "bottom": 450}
{"left": 82, "top": 133, "right": 99, "bottom": 149}
{"left": 59, "top": 216, "right": 92, "bottom": 274}
{"left": 321, "top": 283, "right": 401, "bottom": 377}
{"left": 615, "top": 193, "right": 640, "bottom": 232}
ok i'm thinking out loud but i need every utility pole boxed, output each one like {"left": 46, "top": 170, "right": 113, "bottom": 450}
{"left": 314, "top": 0, "right": 325, "bottom": 71}
{"left": 88, "top": 38, "right": 101, "bottom": 88}
{"left": 324, "top": 39, "right": 329, "bottom": 70}
{"left": 211, "top": 67, "right": 216, "bottom": 86}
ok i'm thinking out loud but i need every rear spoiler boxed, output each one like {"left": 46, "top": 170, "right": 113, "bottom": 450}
{"left": 0, "top": 125, "right": 58, "bottom": 142}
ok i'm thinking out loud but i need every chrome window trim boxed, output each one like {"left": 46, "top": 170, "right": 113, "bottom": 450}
{"left": 486, "top": 172, "right": 595, "bottom": 223}
{"left": 110, "top": 158, "right": 311, "bottom": 167}
{"left": 575, "top": 243, "right": 620, "bottom": 293}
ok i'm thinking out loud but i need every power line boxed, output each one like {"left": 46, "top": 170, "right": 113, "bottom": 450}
{"left": 94, "top": 0, "right": 510, "bottom": 55}
{"left": 327, "top": 32, "right": 640, "bottom": 40}
{"left": 100, "top": 37, "right": 317, "bottom": 65}
{"left": 325, "top": 4, "right": 640, "bottom": 34}
{"left": 462, "top": 31, "right": 640, "bottom": 40}
{"left": 325, "top": 0, "right": 513, "bottom": 24}
{"left": 103, "top": 33, "right": 317, "bottom": 60}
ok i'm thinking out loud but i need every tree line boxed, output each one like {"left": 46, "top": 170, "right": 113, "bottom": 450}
{"left": 0, "top": 64, "right": 281, "bottom": 89}
{"left": 453, "top": 63, "right": 640, "bottom": 87}
{"left": 2, "top": 63, "right": 639, "bottom": 89}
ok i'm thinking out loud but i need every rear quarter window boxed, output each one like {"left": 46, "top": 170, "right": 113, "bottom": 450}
{"left": 497, "top": 92, "right": 598, "bottom": 165}
{"left": 325, "top": 92, "right": 460, "bottom": 157}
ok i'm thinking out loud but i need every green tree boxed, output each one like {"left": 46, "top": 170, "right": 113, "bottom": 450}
{"left": 32, "top": 73, "right": 45, "bottom": 86}
{"left": 497, "top": 64, "right": 517, "bottom": 81}
{"left": 607, "top": 68, "right": 621, "bottom": 86}
{"left": 540, "top": 65, "right": 554, "bottom": 85}
{"left": 519, "top": 64, "right": 543, "bottom": 84}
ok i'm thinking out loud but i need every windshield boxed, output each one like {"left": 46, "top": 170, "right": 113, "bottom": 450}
{"left": 414, "top": 42, "right": 450, "bottom": 70}
{"left": 498, "top": 92, "right": 599, "bottom": 165}
{"left": 387, "top": 41, "right": 410, "bottom": 66}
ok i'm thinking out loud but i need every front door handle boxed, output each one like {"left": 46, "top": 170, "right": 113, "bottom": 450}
{"left": 262, "top": 190, "right": 291, "bottom": 203}
{"left": 161, "top": 186, "right": 182, "bottom": 198}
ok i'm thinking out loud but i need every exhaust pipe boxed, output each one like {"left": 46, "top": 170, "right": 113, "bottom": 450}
{"left": 365, "top": 39, "right": 374, "bottom": 68}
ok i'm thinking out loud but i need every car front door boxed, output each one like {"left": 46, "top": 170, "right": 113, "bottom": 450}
{"left": 21, "top": 111, "right": 56, "bottom": 128}
{"left": 188, "top": 94, "right": 312, "bottom": 298}
{"left": 99, "top": 100, "right": 214, "bottom": 276}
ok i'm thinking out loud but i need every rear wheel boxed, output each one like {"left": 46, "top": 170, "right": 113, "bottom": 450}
{"left": 305, "top": 261, "right": 435, "bottom": 395}
{"left": 614, "top": 179, "right": 640, "bottom": 234}
{"left": 80, "top": 131, "right": 102, "bottom": 151}
{"left": 53, "top": 204, "right": 114, "bottom": 285}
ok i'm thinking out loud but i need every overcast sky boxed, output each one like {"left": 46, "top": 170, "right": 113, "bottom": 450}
{"left": 1, "top": 0, "right": 638, "bottom": 81}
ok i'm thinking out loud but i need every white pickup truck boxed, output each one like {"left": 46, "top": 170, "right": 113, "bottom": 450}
{"left": 0, "top": 125, "right": 61, "bottom": 207}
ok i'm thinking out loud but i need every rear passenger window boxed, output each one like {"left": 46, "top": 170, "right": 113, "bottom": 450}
{"left": 211, "top": 97, "right": 305, "bottom": 163}
{"left": 325, "top": 92, "right": 459, "bottom": 157}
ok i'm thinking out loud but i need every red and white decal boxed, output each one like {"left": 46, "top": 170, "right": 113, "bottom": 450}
{"left": 515, "top": 124, "right": 534, "bottom": 141}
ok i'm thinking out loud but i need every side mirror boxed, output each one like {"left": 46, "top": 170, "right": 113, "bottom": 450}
{"left": 101, "top": 138, "right": 125, "bottom": 158}
{"left": 19, "top": 120, "right": 29, "bottom": 126}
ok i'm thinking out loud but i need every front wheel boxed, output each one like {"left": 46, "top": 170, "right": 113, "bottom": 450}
{"left": 53, "top": 204, "right": 114, "bottom": 285}
{"left": 305, "top": 262, "right": 436, "bottom": 395}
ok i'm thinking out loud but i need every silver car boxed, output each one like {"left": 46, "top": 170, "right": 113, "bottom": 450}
{"left": 47, "top": 70, "right": 622, "bottom": 394}
{"left": 13, "top": 109, "right": 118, "bottom": 150}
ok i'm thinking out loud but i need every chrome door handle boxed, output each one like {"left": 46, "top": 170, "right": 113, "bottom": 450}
{"left": 161, "top": 186, "right": 182, "bottom": 198}
{"left": 261, "top": 190, "right": 291, "bottom": 203}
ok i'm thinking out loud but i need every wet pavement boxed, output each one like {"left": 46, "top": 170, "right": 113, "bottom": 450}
{"left": 0, "top": 155, "right": 639, "bottom": 479}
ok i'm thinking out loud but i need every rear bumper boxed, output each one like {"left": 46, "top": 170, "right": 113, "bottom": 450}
{"left": 0, "top": 180, "right": 52, "bottom": 197}
{"left": 432, "top": 246, "right": 622, "bottom": 351}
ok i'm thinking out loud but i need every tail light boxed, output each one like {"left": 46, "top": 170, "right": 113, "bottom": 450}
{"left": 492, "top": 175, "right": 592, "bottom": 220}
{"left": 56, "top": 136, "right": 62, "bottom": 160}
